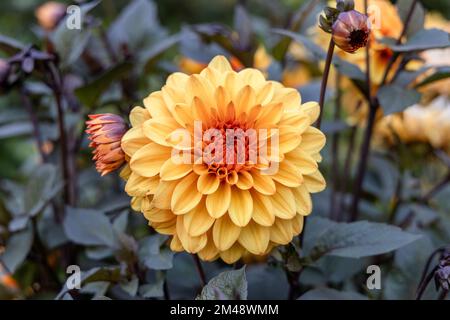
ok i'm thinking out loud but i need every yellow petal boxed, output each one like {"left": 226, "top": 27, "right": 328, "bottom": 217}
{"left": 235, "top": 85, "right": 256, "bottom": 115}
{"left": 292, "top": 184, "right": 312, "bottom": 215}
{"left": 130, "top": 106, "right": 150, "bottom": 127}
{"left": 143, "top": 117, "right": 180, "bottom": 146}
{"left": 228, "top": 188, "right": 253, "bottom": 227}
{"left": 121, "top": 126, "right": 151, "bottom": 157}
{"left": 304, "top": 170, "right": 326, "bottom": 193}
{"left": 197, "top": 173, "right": 220, "bottom": 194}
{"left": 238, "top": 68, "right": 266, "bottom": 90}
{"left": 238, "top": 221, "right": 270, "bottom": 255}
{"left": 213, "top": 214, "right": 241, "bottom": 251}
{"left": 171, "top": 173, "right": 203, "bottom": 214}
{"left": 153, "top": 180, "right": 178, "bottom": 209}
{"left": 300, "top": 127, "right": 326, "bottom": 154}
{"left": 198, "top": 234, "right": 219, "bottom": 261}
{"left": 170, "top": 234, "right": 183, "bottom": 252}
{"left": 215, "top": 86, "right": 231, "bottom": 120}
{"left": 272, "top": 160, "right": 303, "bottom": 187}
{"left": 206, "top": 182, "right": 231, "bottom": 218}
{"left": 172, "top": 103, "right": 194, "bottom": 128}
{"left": 279, "top": 111, "right": 309, "bottom": 131}
{"left": 255, "top": 102, "right": 283, "bottom": 127}
{"left": 151, "top": 217, "right": 177, "bottom": 235}
{"left": 176, "top": 216, "right": 207, "bottom": 253}
{"left": 272, "top": 87, "right": 301, "bottom": 111}
{"left": 143, "top": 207, "right": 175, "bottom": 223}
{"left": 186, "top": 74, "right": 215, "bottom": 108}
{"left": 291, "top": 214, "right": 304, "bottom": 235}
{"left": 301, "top": 101, "right": 320, "bottom": 125}
{"left": 143, "top": 91, "right": 172, "bottom": 118}
{"left": 166, "top": 72, "right": 189, "bottom": 89}
{"left": 159, "top": 158, "right": 192, "bottom": 181}
{"left": 183, "top": 202, "right": 215, "bottom": 237}
{"left": 255, "top": 82, "right": 274, "bottom": 105}
{"left": 251, "top": 190, "right": 275, "bottom": 226}
{"left": 236, "top": 171, "right": 253, "bottom": 190}
{"left": 285, "top": 148, "right": 318, "bottom": 175}
{"left": 130, "top": 142, "right": 171, "bottom": 177}
{"left": 125, "top": 172, "right": 159, "bottom": 196}
{"left": 271, "top": 184, "right": 296, "bottom": 219}
{"left": 279, "top": 125, "right": 302, "bottom": 154}
{"left": 270, "top": 218, "right": 293, "bottom": 245}
{"left": 208, "top": 55, "right": 233, "bottom": 73}
{"left": 220, "top": 243, "right": 245, "bottom": 264}
{"left": 251, "top": 169, "right": 276, "bottom": 195}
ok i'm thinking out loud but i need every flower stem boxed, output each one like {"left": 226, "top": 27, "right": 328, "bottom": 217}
{"left": 315, "top": 39, "right": 335, "bottom": 129}
{"left": 47, "top": 61, "right": 76, "bottom": 207}
{"left": 349, "top": 0, "right": 377, "bottom": 221}
{"left": 192, "top": 254, "right": 207, "bottom": 287}
{"left": 329, "top": 72, "right": 342, "bottom": 220}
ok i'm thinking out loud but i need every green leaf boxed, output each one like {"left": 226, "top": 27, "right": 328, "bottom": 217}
{"left": 377, "top": 84, "right": 421, "bottom": 115}
{"left": 108, "top": 0, "right": 166, "bottom": 53}
{"left": 80, "top": 282, "right": 110, "bottom": 298}
{"left": 298, "top": 288, "right": 368, "bottom": 300}
{"left": 0, "top": 225, "right": 33, "bottom": 273}
{"left": 233, "top": 4, "right": 253, "bottom": 50}
{"left": 50, "top": 1, "right": 100, "bottom": 67}
{"left": 138, "top": 235, "right": 173, "bottom": 270}
{"left": 86, "top": 247, "right": 114, "bottom": 260}
{"left": 112, "top": 211, "right": 128, "bottom": 234}
{"left": 119, "top": 276, "right": 139, "bottom": 296}
{"left": 24, "top": 164, "right": 61, "bottom": 217}
{"left": 396, "top": 0, "right": 425, "bottom": 37}
{"left": 63, "top": 207, "right": 116, "bottom": 247}
{"left": 388, "top": 28, "right": 450, "bottom": 52}
{"left": 415, "top": 66, "right": 450, "bottom": 88}
{"left": 82, "top": 266, "right": 122, "bottom": 284}
{"left": 305, "top": 217, "right": 421, "bottom": 260}
{"left": 142, "top": 34, "right": 181, "bottom": 72}
{"left": 272, "top": 29, "right": 326, "bottom": 60}
{"left": 74, "top": 61, "right": 133, "bottom": 107}
{"left": 271, "top": 0, "right": 321, "bottom": 61}
{"left": 0, "top": 123, "right": 33, "bottom": 139}
{"left": 139, "top": 277, "right": 165, "bottom": 298}
{"left": 197, "top": 267, "right": 247, "bottom": 300}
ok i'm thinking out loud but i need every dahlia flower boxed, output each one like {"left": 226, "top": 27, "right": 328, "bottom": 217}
{"left": 374, "top": 96, "right": 450, "bottom": 154}
{"left": 120, "top": 56, "right": 326, "bottom": 263}
{"left": 86, "top": 113, "right": 128, "bottom": 176}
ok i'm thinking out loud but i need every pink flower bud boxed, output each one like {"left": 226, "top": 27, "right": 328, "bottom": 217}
{"left": 332, "top": 10, "right": 370, "bottom": 53}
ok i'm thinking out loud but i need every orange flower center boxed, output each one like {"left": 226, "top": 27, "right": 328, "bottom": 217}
{"left": 201, "top": 120, "right": 256, "bottom": 180}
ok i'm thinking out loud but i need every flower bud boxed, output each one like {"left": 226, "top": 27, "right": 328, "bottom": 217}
{"left": 332, "top": 10, "right": 370, "bottom": 53}
{"left": 35, "top": 2, "right": 66, "bottom": 31}
{"left": 85, "top": 114, "right": 128, "bottom": 176}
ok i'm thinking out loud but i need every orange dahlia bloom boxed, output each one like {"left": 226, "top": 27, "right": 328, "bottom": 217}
{"left": 86, "top": 114, "right": 127, "bottom": 176}
{"left": 120, "top": 56, "right": 326, "bottom": 263}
